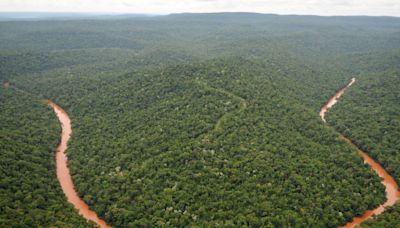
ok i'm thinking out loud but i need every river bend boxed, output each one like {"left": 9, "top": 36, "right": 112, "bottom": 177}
{"left": 320, "top": 78, "right": 400, "bottom": 228}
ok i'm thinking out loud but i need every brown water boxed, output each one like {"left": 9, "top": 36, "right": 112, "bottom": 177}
{"left": 320, "top": 78, "right": 356, "bottom": 123}
{"left": 320, "top": 78, "right": 400, "bottom": 228}
{"left": 48, "top": 100, "right": 111, "bottom": 228}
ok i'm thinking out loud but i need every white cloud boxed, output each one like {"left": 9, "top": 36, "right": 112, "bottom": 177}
{"left": 0, "top": 0, "right": 399, "bottom": 16}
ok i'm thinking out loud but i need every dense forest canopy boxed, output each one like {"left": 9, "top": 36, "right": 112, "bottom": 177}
{"left": 0, "top": 13, "right": 399, "bottom": 227}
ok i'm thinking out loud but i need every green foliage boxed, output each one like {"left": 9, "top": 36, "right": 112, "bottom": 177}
{"left": 0, "top": 13, "right": 399, "bottom": 226}
{"left": 9, "top": 57, "right": 387, "bottom": 226}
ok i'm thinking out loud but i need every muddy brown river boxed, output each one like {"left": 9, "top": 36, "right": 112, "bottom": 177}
{"left": 48, "top": 100, "right": 111, "bottom": 228}
{"left": 320, "top": 78, "right": 400, "bottom": 228}
{"left": 6, "top": 79, "right": 398, "bottom": 227}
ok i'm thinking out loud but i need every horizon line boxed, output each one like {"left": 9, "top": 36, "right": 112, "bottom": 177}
{"left": 0, "top": 11, "right": 399, "bottom": 18}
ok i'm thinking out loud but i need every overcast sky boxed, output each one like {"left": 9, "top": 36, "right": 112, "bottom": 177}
{"left": 1, "top": 0, "right": 399, "bottom": 17}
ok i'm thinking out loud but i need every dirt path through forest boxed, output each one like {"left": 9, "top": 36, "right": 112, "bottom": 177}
{"left": 320, "top": 77, "right": 400, "bottom": 228}
{"left": 48, "top": 101, "right": 111, "bottom": 228}
{"left": 195, "top": 80, "right": 247, "bottom": 132}
{"left": 3, "top": 81, "right": 10, "bottom": 88}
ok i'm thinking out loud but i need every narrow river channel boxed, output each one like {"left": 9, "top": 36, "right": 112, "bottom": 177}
{"left": 320, "top": 78, "right": 400, "bottom": 228}
{"left": 48, "top": 100, "right": 111, "bottom": 228}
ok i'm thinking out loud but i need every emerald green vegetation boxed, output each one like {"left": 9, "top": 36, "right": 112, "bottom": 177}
{"left": 0, "top": 87, "right": 91, "bottom": 227}
{"left": 1, "top": 13, "right": 399, "bottom": 226}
